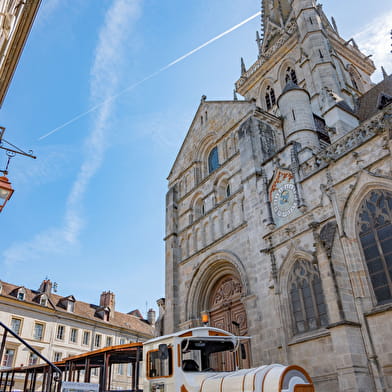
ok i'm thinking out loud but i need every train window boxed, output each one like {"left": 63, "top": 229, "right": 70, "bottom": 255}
{"left": 181, "top": 339, "right": 237, "bottom": 372}
{"left": 147, "top": 348, "right": 173, "bottom": 378}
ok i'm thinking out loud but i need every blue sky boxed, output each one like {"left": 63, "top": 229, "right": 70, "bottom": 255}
{"left": 1, "top": 0, "right": 391, "bottom": 316}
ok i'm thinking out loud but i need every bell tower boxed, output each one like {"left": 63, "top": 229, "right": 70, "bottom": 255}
{"left": 238, "top": 0, "right": 376, "bottom": 141}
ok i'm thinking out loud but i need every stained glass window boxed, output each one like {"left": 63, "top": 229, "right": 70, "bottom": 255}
{"left": 208, "top": 147, "right": 219, "bottom": 174}
{"left": 265, "top": 85, "right": 276, "bottom": 110}
{"left": 358, "top": 190, "right": 392, "bottom": 304}
{"left": 289, "top": 259, "right": 328, "bottom": 334}
{"left": 285, "top": 67, "right": 298, "bottom": 85}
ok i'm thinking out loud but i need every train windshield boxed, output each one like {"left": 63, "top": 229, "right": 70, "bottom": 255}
{"left": 181, "top": 338, "right": 237, "bottom": 372}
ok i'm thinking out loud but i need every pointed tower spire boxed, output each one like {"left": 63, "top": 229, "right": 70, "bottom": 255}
{"left": 331, "top": 17, "right": 339, "bottom": 34}
{"left": 241, "top": 57, "right": 247, "bottom": 75}
{"left": 382, "top": 66, "right": 389, "bottom": 80}
{"left": 256, "top": 31, "right": 262, "bottom": 57}
{"left": 260, "top": 0, "right": 294, "bottom": 54}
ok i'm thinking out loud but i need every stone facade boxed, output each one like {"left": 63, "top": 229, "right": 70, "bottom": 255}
{"left": 164, "top": 1, "right": 392, "bottom": 391}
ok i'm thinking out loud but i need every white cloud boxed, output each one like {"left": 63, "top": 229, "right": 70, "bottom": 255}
{"left": 3, "top": 0, "right": 143, "bottom": 266}
{"left": 354, "top": 10, "right": 392, "bottom": 82}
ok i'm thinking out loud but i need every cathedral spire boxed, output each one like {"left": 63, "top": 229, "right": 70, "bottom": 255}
{"left": 261, "top": 0, "right": 293, "bottom": 28}
{"left": 260, "top": 0, "right": 294, "bottom": 54}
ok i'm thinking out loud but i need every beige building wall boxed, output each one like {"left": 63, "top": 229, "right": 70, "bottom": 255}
{"left": 0, "top": 280, "right": 153, "bottom": 390}
{"left": 0, "top": 0, "right": 41, "bottom": 106}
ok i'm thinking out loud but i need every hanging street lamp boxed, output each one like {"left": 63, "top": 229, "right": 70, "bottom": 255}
{"left": 0, "top": 176, "right": 14, "bottom": 212}
{"left": 0, "top": 126, "right": 36, "bottom": 213}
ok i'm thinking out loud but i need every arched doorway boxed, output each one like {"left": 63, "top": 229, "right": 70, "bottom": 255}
{"left": 208, "top": 275, "right": 251, "bottom": 369}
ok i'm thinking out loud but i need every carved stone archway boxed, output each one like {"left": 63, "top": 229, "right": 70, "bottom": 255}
{"left": 208, "top": 275, "right": 250, "bottom": 369}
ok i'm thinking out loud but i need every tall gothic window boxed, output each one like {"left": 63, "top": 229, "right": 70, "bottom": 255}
{"left": 208, "top": 147, "right": 219, "bottom": 174}
{"left": 265, "top": 85, "right": 276, "bottom": 110}
{"left": 358, "top": 190, "right": 392, "bottom": 304}
{"left": 285, "top": 67, "right": 298, "bottom": 85}
{"left": 347, "top": 65, "right": 363, "bottom": 93}
{"left": 289, "top": 259, "right": 328, "bottom": 334}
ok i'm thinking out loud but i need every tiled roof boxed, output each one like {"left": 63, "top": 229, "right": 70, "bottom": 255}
{"left": 357, "top": 75, "right": 392, "bottom": 122}
{"left": 0, "top": 280, "right": 154, "bottom": 337}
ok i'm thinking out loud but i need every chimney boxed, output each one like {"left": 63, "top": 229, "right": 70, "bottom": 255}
{"left": 100, "top": 291, "right": 115, "bottom": 312}
{"left": 147, "top": 308, "right": 156, "bottom": 326}
{"left": 39, "top": 279, "right": 52, "bottom": 295}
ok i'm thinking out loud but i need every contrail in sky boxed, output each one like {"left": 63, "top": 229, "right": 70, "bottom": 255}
{"left": 39, "top": 11, "right": 261, "bottom": 140}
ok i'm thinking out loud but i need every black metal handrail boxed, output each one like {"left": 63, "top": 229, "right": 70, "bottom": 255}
{"left": 0, "top": 321, "right": 62, "bottom": 382}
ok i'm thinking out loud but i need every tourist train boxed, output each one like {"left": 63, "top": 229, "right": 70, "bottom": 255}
{"left": 0, "top": 326, "right": 314, "bottom": 392}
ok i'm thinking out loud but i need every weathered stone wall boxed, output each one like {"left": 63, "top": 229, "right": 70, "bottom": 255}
{"left": 165, "top": 1, "right": 392, "bottom": 390}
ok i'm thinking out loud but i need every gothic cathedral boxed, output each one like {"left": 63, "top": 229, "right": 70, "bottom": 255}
{"left": 163, "top": 1, "right": 392, "bottom": 391}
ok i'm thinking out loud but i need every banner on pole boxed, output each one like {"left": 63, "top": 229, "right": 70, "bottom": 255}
{"left": 61, "top": 381, "right": 99, "bottom": 392}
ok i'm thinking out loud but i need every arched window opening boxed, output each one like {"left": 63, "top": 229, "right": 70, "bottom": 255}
{"left": 289, "top": 259, "right": 328, "bottom": 334}
{"left": 358, "top": 190, "right": 392, "bottom": 304}
{"left": 217, "top": 179, "right": 230, "bottom": 203}
{"left": 285, "top": 67, "right": 298, "bottom": 85}
{"left": 226, "top": 184, "right": 231, "bottom": 198}
{"left": 208, "top": 147, "right": 219, "bottom": 174}
{"left": 265, "top": 85, "right": 276, "bottom": 110}
{"left": 347, "top": 65, "right": 363, "bottom": 93}
{"left": 194, "top": 198, "right": 205, "bottom": 219}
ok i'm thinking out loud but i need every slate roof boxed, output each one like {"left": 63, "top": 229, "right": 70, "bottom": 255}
{"left": 357, "top": 75, "right": 392, "bottom": 122}
{"left": 0, "top": 280, "right": 154, "bottom": 337}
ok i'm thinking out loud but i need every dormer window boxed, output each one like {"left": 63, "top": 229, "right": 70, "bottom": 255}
{"left": 40, "top": 295, "right": 47, "bottom": 307}
{"left": 95, "top": 306, "right": 110, "bottom": 321}
{"left": 17, "top": 288, "right": 25, "bottom": 301}
{"left": 58, "top": 296, "right": 76, "bottom": 312}
{"left": 67, "top": 300, "right": 75, "bottom": 312}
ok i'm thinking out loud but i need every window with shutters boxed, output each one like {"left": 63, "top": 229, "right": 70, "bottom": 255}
{"left": 56, "top": 325, "right": 65, "bottom": 340}
{"left": 10, "top": 317, "right": 22, "bottom": 334}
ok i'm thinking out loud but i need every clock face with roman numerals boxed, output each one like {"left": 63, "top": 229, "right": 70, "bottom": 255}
{"left": 272, "top": 183, "right": 298, "bottom": 218}
{"left": 269, "top": 169, "right": 301, "bottom": 227}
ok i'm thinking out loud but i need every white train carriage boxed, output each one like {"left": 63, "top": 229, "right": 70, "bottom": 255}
{"left": 143, "top": 327, "right": 315, "bottom": 392}
{"left": 0, "top": 326, "right": 315, "bottom": 391}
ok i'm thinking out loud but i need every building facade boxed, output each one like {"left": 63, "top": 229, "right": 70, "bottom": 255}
{"left": 0, "top": 0, "right": 41, "bottom": 107}
{"left": 0, "top": 279, "right": 154, "bottom": 389}
{"left": 164, "top": 1, "right": 392, "bottom": 391}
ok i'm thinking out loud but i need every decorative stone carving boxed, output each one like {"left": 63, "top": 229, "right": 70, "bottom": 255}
{"left": 212, "top": 276, "right": 243, "bottom": 306}
{"left": 320, "top": 221, "right": 338, "bottom": 258}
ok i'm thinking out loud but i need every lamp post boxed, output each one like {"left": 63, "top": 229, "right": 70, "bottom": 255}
{"left": 0, "top": 176, "right": 14, "bottom": 212}
{"left": 0, "top": 126, "right": 36, "bottom": 213}
{"left": 201, "top": 311, "right": 209, "bottom": 326}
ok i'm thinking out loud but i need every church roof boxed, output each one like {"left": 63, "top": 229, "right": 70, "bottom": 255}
{"left": 357, "top": 74, "right": 392, "bottom": 122}
{"left": 0, "top": 280, "right": 154, "bottom": 337}
{"left": 281, "top": 80, "right": 302, "bottom": 94}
